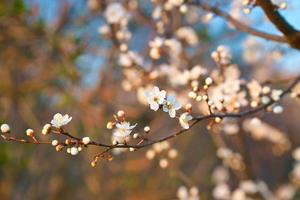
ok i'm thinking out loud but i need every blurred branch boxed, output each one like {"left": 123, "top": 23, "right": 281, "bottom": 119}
{"left": 188, "top": 0, "right": 288, "bottom": 43}
{"left": 255, "top": 0, "right": 300, "bottom": 49}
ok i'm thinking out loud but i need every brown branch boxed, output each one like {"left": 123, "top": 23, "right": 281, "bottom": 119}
{"left": 1, "top": 76, "right": 300, "bottom": 155}
{"left": 188, "top": 0, "right": 287, "bottom": 43}
{"left": 255, "top": 0, "right": 300, "bottom": 49}
{"left": 89, "top": 74, "right": 300, "bottom": 150}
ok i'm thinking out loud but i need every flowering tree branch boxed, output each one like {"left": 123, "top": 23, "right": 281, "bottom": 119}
{"left": 189, "top": 0, "right": 287, "bottom": 44}
{"left": 255, "top": 0, "right": 300, "bottom": 49}
{"left": 1, "top": 75, "right": 299, "bottom": 167}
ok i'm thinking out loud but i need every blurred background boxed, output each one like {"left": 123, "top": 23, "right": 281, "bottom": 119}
{"left": 0, "top": 0, "right": 300, "bottom": 199}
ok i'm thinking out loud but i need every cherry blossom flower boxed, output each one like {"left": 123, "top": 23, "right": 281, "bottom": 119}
{"left": 146, "top": 86, "right": 166, "bottom": 111}
{"left": 163, "top": 95, "right": 182, "bottom": 118}
{"left": 276, "top": 184, "right": 296, "bottom": 200}
{"left": 112, "top": 122, "right": 137, "bottom": 144}
{"left": 175, "top": 26, "right": 199, "bottom": 46}
{"left": 179, "top": 112, "right": 193, "bottom": 129}
{"left": 213, "top": 183, "right": 231, "bottom": 200}
{"left": 104, "top": 3, "right": 127, "bottom": 24}
{"left": 51, "top": 113, "right": 72, "bottom": 128}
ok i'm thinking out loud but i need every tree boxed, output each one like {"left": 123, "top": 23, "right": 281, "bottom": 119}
{"left": 1, "top": 0, "right": 300, "bottom": 199}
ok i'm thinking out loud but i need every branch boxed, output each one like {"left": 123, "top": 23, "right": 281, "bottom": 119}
{"left": 188, "top": 0, "right": 287, "bottom": 43}
{"left": 1, "top": 76, "right": 299, "bottom": 164}
{"left": 255, "top": 0, "right": 300, "bottom": 49}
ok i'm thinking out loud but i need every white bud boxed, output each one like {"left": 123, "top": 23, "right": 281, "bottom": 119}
{"left": 196, "top": 95, "right": 202, "bottom": 101}
{"left": 70, "top": 147, "right": 79, "bottom": 155}
{"left": 117, "top": 110, "right": 125, "bottom": 117}
{"left": 273, "top": 105, "right": 283, "bottom": 114}
{"left": 261, "top": 96, "right": 270, "bottom": 104}
{"left": 146, "top": 149, "right": 156, "bottom": 160}
{"left": 168, "top": 149, "right": 178, "bottom": 159}
{"left": 190, "top": 187, "right": 199, "bottom": 196}
{"left": 279, "top": 2, "right": 287, "bottom": 9}
{"left": 51, "top": 140, "right": 58, "bottom": 146}
{"left": 1, "top": 124, "right": 10, "bottom": 133}
{"left": 42, "top": 123, "right": 51, "bottom": 135}
{"left": 144, "top": 126, "right": 150, "bottom": 132}
{"left": 67, "top": 148, "right": 71, "bottom": 154}
{"left": 159, "top": 158, "right": 169, "bottom": 169}
{"left": 133, "top": 133, "right": 139, "bottom": 139}
{"left": 262, "top": 86, "right": 271, "bottom": 94}
{"left": 26, "top": 129, "right": 34, "bottom": 137}
{"left": 112, "top": 140, "right": 118, "bottom": 145}
{"left": 243, "top": 7, "right": 251, "bottom": 14}
{"left": 179, "top": 4, "right": 187, "bottom": 13}
{"left": 208, "top": 100, "right": 214, "bottom": 106}
{"left": 82, "top": 137, "right": 91, "bottom": 145}
{"left": 78, "top": 146, "right": 82, "bottom": 152}
{"left": 188, "top": 91, "right": 197, "bottom": 99}
{"left": 129, "top": 147, "right": 135, "bottom": 152}
{"left": 211, "top": 52, "right": 218, "bottom": 60}
{"left": 205, "top": 77, "right": 213, "bottom": 85}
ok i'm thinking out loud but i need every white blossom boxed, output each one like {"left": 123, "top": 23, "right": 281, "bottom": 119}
{"left": 159, "top": 158, "right": 169, "bottom": 168}
{"left": 212, "top": 166, "right": 229, "bottom": 183}
{"left": 51, "top": 113, "right": 72, "bottom": 128}
{"left": 104, "top": 3, "right": 127, "bottom": 24}
{"left": 293, "top": 147, "right": 300, "bottom": 161}
{"left": 240, "top": 180, "right": 257, "bottom": 194}
{"left": 213, "top": 183, "right": 231, "bottom": 199}
{"left": 276, "top": 184, "right": 296, "bottom": 200}
{"left": 175, "top": 27, "right": 199, "bottom": 46}
{"left": 179, "top": 112, "right": 193, "bottom": 129}
{"left": 273, "top": 105, "right": 283, "bottom": 114}
{"left": 231, "top": 189, "right": 247, "bottom": 200}
{"left": 163, "top": 95, "right": 182, "bottom": 118}
{"left": 112, "top": 122, "right": 137, "bottom": 144}
{"left": 168, "top": 149, "right": 178, "bottom": 159}
{"left": 146, "top": 86, "right": 166, "bottom": 111}
{"left": 146, "top": 149, "right": 156, "bottom": 160}
{"left": 70, "top": 147, "right": 79, "bottom": 155}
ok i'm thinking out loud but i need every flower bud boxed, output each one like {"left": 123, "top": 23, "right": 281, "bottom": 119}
{"left": 82, "top": 137, "right": 91, "bottom": 145}
{"left": 1, "top": 124, "right": 10, "bottom": 134}
{"left": 51, "top": 140, "right": 58, "bottom": 146}
{"left": 26, "top": 129, "right": 34, "bottom": 137}
{"left": 144, "top": 126, "right": 150, "bottom": 132}
{"left": 42, "top": 124, "right": 51, "bottom": 135}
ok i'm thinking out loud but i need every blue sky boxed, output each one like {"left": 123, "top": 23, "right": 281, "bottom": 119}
{"left": 24, "top": 0, "right": 300, "bottom": 86}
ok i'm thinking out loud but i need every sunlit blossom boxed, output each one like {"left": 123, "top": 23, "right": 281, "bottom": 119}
{"left": 51, "top": 113, "right": 72, "bottom": 128}
{"left": 163, "top": 95, "right": 182, "bottom": 118}
{"left": 146, "top": 86, "right": 166, "bottom": 111}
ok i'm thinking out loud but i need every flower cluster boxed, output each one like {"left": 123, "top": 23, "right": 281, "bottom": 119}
{"left": 211, "top": 45, "right": 232, "bottom": 66}
{"left": 146, "top": 86, "right": 194, "bottom": 129}
{"left": 1, "top": 113, "right": 94, "bottom": 156}
{"left": 216, "top": 147, "right": 245, "bottom": 171}
{"left": 243, "top": 118, "right": 290, "bottom": 154}
{"left": 146, "top": 86, "right": 182, "bottom": 117}
{"left": 106, "top": 110, "right": 137, "bottom": 145}
{"left": 212, "top": 166, "right": 273, "bottom": 200}
{"left": 145, "top": 141, "right": 178, "bottom": 169}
